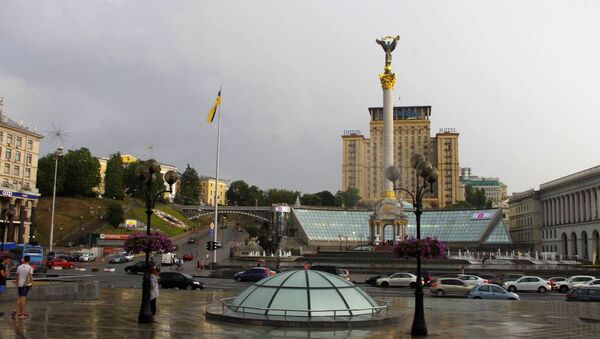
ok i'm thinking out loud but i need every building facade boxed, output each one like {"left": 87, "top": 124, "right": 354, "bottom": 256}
{"left": 0, "top": 110, "right": 43, "bottom": 244}
{"left": 460, "top": 167, "right": 508, "bottom": 207}
{"left": 507, "top": 189, "right": 542, "bottom": 250}
{"left": 341, "top": 106, "right": 461, "bottom": 208}
{"left": 538, "top": 166, "right": 600, "bottom": 260}
{"left": 199, "top": 177, "right": 228, "bottom": 206}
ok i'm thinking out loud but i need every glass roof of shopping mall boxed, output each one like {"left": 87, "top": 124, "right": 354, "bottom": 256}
{"left": 292, "top": 208, "right": 511, "bottom": 245}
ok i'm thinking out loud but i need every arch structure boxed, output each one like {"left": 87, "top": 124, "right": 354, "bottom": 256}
{"left": 182, "top": 206, "right": 273, "bottom": 223}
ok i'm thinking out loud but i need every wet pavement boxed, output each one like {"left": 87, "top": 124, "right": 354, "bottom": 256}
{"left": 0, "top": 288, "right": 598, "bottom": 338}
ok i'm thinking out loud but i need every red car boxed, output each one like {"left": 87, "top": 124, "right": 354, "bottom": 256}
{"left": 182, "top": 253, "right": 194, "bottom": 261}
{"left": 47, "top": 258, "right": 75, "bottom": 269}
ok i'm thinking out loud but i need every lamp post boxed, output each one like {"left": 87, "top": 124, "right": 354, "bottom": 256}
{"left": 49, "top": 146, "right": 64, "bottom": 252}
{"left": 136, "top": 159, "right": 179, "bottom": 323}
{"left": 385, "top": 153, "right": 438, "bottom": 336}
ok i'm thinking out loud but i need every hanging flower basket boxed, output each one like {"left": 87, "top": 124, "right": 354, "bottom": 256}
{"left": 393, "top": 237, "right": 447, "bottom": 259}
{"left": 124, "top": 232, "right": 174, "bottom": 254}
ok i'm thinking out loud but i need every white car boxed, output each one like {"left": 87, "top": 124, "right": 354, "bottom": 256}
{"left": 376, "top": 273, "right": 417, "bottom": 288}
{"left": 503, "top": 276, "right": 551, "bottom": 293}
{"left": 79, "top": 253, "right": 96, "bottom": 262}
{"left": 457, "top": 275, "right": 488, "bottom": 285}
{"left": 556, "top": 275, "right": 596, "bottom": 293}
{"left": 583, "top": 279, "right": 600, "bottom": 286}
{"left": 122, "top": 252, "right": 134, "bottom": 262}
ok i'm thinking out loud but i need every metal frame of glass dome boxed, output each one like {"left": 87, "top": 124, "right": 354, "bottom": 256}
{"left": 222, "top": 270, "right": 389, "bottom": 319}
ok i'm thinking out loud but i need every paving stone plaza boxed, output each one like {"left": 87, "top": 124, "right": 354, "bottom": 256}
{"left": 0, "top": 288, "right": 598, "bottom": 338}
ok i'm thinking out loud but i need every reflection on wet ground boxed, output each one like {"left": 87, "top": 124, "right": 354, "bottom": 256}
{"left": 0, "top": 288, "right": 598, "bottom": 338}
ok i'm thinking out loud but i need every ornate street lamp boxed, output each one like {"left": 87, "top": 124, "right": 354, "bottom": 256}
{"left": 385, "top": 153, "right": 438, "bottom": 336}
{"left": 136, "top": 159, "right": 179, "bottom": 323}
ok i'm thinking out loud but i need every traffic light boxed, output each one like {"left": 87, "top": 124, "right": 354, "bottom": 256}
{"left": 206, "top": 241, "right": 213, "bottom": 251}
{"left": 214, "top": 241, "right": 222, "bottom": 250}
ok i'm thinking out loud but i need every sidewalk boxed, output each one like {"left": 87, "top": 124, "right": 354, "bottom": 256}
{"left": 0, "top": 288, "right": 598, "bottom": 338}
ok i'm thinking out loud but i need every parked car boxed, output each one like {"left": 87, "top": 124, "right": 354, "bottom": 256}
{"left": 365, "top": 273, "right": 389, "bottom": 286}
{"left": 566, "top": 286, "right": 600, "bottom": 302}
{"left": 234, "top": 267, "right": 274, "bottom": 282}
{"left": 411, "top": 270, "right": 433, "bottom": 286}
{"left": 159, "top": 272, "right": 205, "bottom": 290}
{"left": 497, "top": 274, "right": 523, "bottom": 286}
{"left": 468, "top": 284, "right": 520, "bottom": 300}
{"left": 65, "top": 252, "right": 83, "bottom": 262}
{"left": 376, "top": 273, "right": 417, "bottom": 288}
{"left": 125, "top": 261, "right": 157, "bottom": 274}
{"left": 429, "top": 278, "right": 474, "bottom": 297}
{"left": 503, "top": 276, "right": 551, "bottom": 293}
{"left": 583, "top": 279, "right": 600, "bottom": 286}
{"left": 79, "top": 253, "right": 96, "bottom": 262}
{"left": 65, "top": 241, "right": 77, "bottom": 247}
{"left": 479, "top": 274, "right": 500, "bottom": 285}
{"left": 46, "top": 258, "right": 75, "bottom": 269}
{"left": 352, "top": 245, "right": 374, "bottom": 251}
{"left": 121, "top": 252, "right": 134, "bottom": 261}
{"left": 187, "top": 237, "right": 196, "bottom": 244}
{"left": 109, "top": 254, "right": 128, "bottom": 264}
{"left": 182, "top": 253, "right": 194, "bottom": 261}
{"left": 556, "top": 276, "right": 596, "bottom": 293}
{"left": 457, "top": 275, "right": 489, "bottom": 285}
{"left": 47, "top": 251, "right": 65, "bottom": 261}
{"left": 310, "top": 265, "right": 351, "bottom": 280}
{"left": 547, "top": 277, "right": 568, "bottom": 290}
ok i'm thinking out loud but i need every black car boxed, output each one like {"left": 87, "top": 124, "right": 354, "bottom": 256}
{"left": 566, "top": 286, "right": 600, "bottom": 302}
{"left": 310, "top": 265, "right": 340, "bottom": 275}
{"left": 187, "top": 237, "right": 196, "bottom": 244}
{"left": 125, "top": 261, "right": 157, "bottom": 274}
{"left": 365, "top": 274, "right": 389, "bottom": 286}
{"left": 411, "top": 271, "right": 433, "bottom": 286}
{"left": 159, "top": 272, "right": 205, "bottom": 290}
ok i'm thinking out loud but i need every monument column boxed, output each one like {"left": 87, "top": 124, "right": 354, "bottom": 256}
{"left": 377, "top": 35, "right": 400, "bottom": 197}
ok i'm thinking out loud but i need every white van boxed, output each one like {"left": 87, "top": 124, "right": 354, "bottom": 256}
{"left": 161, "top": 252, "right": 177, "bottom": 266}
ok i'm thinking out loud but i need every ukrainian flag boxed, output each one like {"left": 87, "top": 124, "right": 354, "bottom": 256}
{"left": 206, "top": 90, "right": 221, "bottom": 123}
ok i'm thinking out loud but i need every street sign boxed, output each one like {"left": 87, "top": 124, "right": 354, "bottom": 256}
{"left": 210, "top": 222, "right": 215, "bottom": 229}
{"left": 210, "top": 229, "right": 214, "bottom": 236}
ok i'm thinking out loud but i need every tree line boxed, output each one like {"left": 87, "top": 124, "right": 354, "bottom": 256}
{"left": 36, "top": 148, "right": 363, "bottom": 208}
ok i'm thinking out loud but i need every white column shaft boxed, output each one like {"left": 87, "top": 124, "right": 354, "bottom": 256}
{"left": 383, "top": 87, "right": 394, "bottom": 194}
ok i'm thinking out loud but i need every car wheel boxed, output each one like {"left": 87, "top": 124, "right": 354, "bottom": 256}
{"left": 538, "top": 286, "right": 547, "bottom": 293}
{"left": 559, "top": 285, "right": 569, "bottom": 293}
{"left": 381, "top": 281, "right": 389, "bottom": 288}
{"left": 508, "top": 298, "right": 517, "bottom": 300}
{"left": 409, "top": 282, "right": 417, "bottom": 289}
{"left": 199, "top": 285, "right": 205, "bottom": 290}
{"left": 235, "top": 276, "right": 241, "bottom": 282}
{"left": 473, "top": 296, "right": 482, "bottom": 299}
{"left": 436, "top": 290, "right": 445, "bottom": 297}
{"left": 508, "top": 286, "right": 517, "bottom": 293}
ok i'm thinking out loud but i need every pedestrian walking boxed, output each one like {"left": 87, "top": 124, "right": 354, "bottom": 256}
{"left": 13, "top": 255, "right": 34, "bottom": 319}
{"left": 149, "top": 266, "right": 159, "bottom": 316}
{"left": 199, "top": 257, "right": 205, "bottom": 270}
{"left": 0, "top": 255, "right": 11, "bottom": 317}
{"left": 460, "top": 264, "right": 465, "bottom": 275}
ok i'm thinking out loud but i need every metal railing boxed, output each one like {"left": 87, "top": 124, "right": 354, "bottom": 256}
{"left": 219, "top": 297, "right": 389, "bottom": 319}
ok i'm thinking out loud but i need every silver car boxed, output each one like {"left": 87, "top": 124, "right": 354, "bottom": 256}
{"left": 468, "top": 284, "right": 520, "bottom": 300}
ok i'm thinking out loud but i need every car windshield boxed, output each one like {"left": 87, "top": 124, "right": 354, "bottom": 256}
{"left": 181, "top": 273, "right": 194, "bottom": 279}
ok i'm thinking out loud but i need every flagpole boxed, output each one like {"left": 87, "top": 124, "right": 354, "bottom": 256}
{"left": 212, "top": 86, "right": 222, "bottom": 265}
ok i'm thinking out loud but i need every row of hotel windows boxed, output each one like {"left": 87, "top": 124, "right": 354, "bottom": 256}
{"left": 542, "top": 229, "right": 557, "bottom": 239}
{"left": 0, "top": 147, "right": 33, "bottom": 164}
{"left": 2, "top": 164, "right": 32, "bottom": 178}
{"left": 542, "top": 245, "right": 558, "bottom": 252}
{"left": 0, "top": 132, "right": 33, "bottom": 150}
{"left": 1, "top": 178, "right": 31, "bottom": 190}
{"left": 513, "top": 217, "right": 533, "bottom": 228}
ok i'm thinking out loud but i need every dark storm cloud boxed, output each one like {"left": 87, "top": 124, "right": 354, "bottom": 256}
{"left": 1, "top": 0, "right": 600, "bottom": 194}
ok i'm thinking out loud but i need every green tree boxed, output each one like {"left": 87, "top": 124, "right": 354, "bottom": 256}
{"left": 245, "top": 224, "right": 259, "bottom": 238}
{"left": 36, "top": 152, "right": 67, "bottom": 196}
{"left": 226, "top": 180, "right": 265, "bottom": 206}
{"left": 174, "top": 164, "right": 200, "bottom": 205}
{"left": 464, "top": 184, "right": 490, "bottom": 208}
{"left": 104, "top": 152, "right": 125, "bottom": 199}
{"left": 123, "top": 160, "right": 165, "bottom": 201}
{"left": 316, "top": 191, "right": 337, "bottom": 206}
{"left": 62, "top": 148, "right": 100, "bottom": 197}
{"left": 106, "top": 202, "right": 124, "bottom": 228}
{"left": 265, "top": 189, "right": 299, "bottom": 205}
{"left": 335, "top": 188, "right": 361, "bottom": 208}
{"left": 257, "top": 221, "right": 277, "bottom": 254}
{"left": 300, "top": 193, "right": 322, "bottom": 206}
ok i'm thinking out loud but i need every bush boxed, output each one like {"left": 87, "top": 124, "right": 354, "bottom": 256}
{"left": 106, "top": 203, "right": 125, "bottom": 228}
{"left": 124, "top": 232, "right": 174, "bottom": 254}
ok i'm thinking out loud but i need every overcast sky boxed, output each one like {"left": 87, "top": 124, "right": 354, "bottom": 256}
{"left": 1, "top": 1, "right": 599, "bottom": 195}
